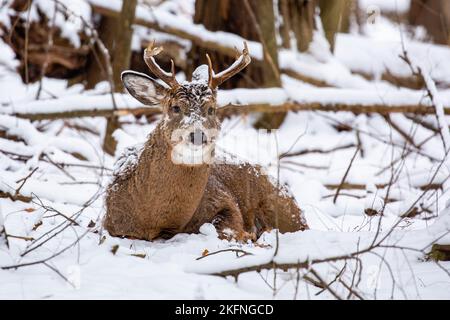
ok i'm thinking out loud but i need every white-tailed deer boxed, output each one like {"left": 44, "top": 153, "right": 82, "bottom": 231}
{"left": 104, "top": 41, "right": 308, "bottom": 241}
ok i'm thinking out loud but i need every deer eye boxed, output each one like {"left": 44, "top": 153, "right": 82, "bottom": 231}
{"left": 208, "top": 107, "right": 215, "bottom": 115}
{"left": 171, "top": 106, "right": 181, "bottom": 114}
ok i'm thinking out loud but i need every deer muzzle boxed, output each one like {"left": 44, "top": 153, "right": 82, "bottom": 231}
{"left": 170, "top": 125, "right": 218, "bottom": 166}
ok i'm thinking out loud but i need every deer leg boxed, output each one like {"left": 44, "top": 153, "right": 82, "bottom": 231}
{"left": 212, "top": 206, "right": 257, "bottom": 243}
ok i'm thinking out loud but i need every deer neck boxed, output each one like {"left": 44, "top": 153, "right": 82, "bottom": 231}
{"left": 133, "top": 123, "right": 211, "bottom": 229}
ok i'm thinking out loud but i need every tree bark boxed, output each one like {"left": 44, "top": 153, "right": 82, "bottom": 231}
{"left": 101, "top": 0, "right": 137, "bottom": 155}
{"left": 292, "top": 0, "right": 316, "bottom": 52}
{"left": 112, "top": 0, "right": 137, "bottom": 92}
{"left": 85, "top": 16, "right": 117, "bottom": 89}
{"left": 252, "top": 0, "right": 289, "bottom": 129}
{"left": 319, "top": 0, "right": 348, "bottom": 52}
{"left": 255, "top": 0, "right": 316, "bottom": 129}
{"left": 278, "top": 0, "right": 316, "bottom": 51}
{"left": 189, "top": 0, "right": 260, "bottom": 89}
{"left": 409, "top": 0, "right": 450, "bottom": 46}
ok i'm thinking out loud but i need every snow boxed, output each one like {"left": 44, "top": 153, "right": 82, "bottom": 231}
{"left": 7, "top": 84, "right": 450, "bottom": 117}
{"left": 359, "top": 0, "right": 411, "bottom": 14}
{"left": 336, "top": 33, "right": 450, "bottom": 86}
{"left": 2, "top": 92, "right": 143, "bottom": 115}
{"left": 112, "top": 143, "right": 144, "bottom": 180}
{"left": 0, "top": 0, "right": 450, "bottom": 300}
{"left": 2, "top": 102, "right": 449, "bottom": 298}
{"left": 2, "top": 0, "right": 93, "bottom": 48}
{"left": 420, "top": 66, "right": 450, "bottom": 150}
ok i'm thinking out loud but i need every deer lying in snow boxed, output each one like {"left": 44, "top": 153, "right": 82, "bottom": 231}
{"left": 104, "top": 41, "right": 308, "bottom": 241}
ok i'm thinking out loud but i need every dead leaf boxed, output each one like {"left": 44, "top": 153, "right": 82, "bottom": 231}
{"left": 87, "top": 220, "right": 96, "bottom": 228}
{"left": 364, "top": 208, "right": 378, "bottom": 216}
{"left": 111, "top": 244, "right": 119, "bottom": 255}
{"left": 202, "top": 249, "right": 209, "bottom": 257}
{"left": 131, "top": 253, "right": 146, "bottom": 259}
{"left": 32, "top": 221, "right": 43, "bottom": 231}
{"left": 23, "top": 208, "right": 35, "bottom": 213}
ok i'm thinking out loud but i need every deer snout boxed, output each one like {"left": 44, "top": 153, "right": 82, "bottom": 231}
{"left": 189, "top": 129, "right": 208, "bottom": 146}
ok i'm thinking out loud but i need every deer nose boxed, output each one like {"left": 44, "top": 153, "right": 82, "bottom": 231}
{"left": 189, "top": 130, "right": 207, "bottom": 146}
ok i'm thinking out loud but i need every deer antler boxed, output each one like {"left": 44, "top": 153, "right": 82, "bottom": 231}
{"left": 206, "top": 42, "right": 251, "bottom": 89}
{"left": 144, "top": 40, "right": 179, "bottom": 89}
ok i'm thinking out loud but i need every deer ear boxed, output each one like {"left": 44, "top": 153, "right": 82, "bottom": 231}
{"left": 121, "top": 71, "right": 168, "bottom": 106}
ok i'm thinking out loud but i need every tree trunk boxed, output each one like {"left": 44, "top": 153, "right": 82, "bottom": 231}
{"left": 189, "top": 0, "right": 260, "bottom": 89}
{"left": 279, "top": 0, "right": 292, "bottom": 49}
{"left": 112, "top": 0, "right": 137, "bottom": 92}
{"left": 85, "top": 16, "right": 117, "bottom": 89}
{"left": 252, "top": 0, "right": 286, "bottom": 129}
{"left": 101, "top": 0, "right": 137, "bottom": 155}
{"left": 319, "top": 0, "right": 347, "bottom": 52}
{"left": 255, "top": 0, "right": 316, "bottom": 129}
{"left": 256, "top": 0, "right": 281, "bottom": 87}
{"left": 409, "top": 0, "right": 450, "bottom": 46}
{"left": 339, "top": 0, "right": 355, "bottom": 33}
{"left": 292, "top": 0, "right": 316, "bottom": 52}
{"left": 278, "top": 0, "right": 316, "bottom": 51}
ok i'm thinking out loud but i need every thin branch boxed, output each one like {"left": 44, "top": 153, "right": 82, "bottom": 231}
{"left": 333, "top": 146, "right": 360, "bottom": 204}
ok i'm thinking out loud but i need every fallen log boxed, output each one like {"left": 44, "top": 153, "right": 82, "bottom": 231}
{"left": 90, "top": 2, "right": 242, "bottom": 59}
{"left": 90, "top": 2, "right": 332, "bottom": 88}
{"left": 8, "top": 101, "right": 450, "bottom": 121}
{"left": 11, "top": 107, "right": 160, "bottom": 121}
{"left": 91, "top": 1, "right": 448, "bottom": 91}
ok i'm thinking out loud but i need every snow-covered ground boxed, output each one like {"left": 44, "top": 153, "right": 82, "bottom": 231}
{"left": 1, "top": 0, "right": 450, "bottom": 299}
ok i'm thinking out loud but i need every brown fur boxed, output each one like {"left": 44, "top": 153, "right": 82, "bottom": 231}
{"left": 104, "top": 44, "right": 308, "bottom": 242}
{"left": 104, "top": 121, "right": 308, "bottom": 241}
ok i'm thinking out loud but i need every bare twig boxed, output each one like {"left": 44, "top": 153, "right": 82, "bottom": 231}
{"left": 333, "top": 146, "right": 360, "bottom": 204}
{"left": 196, "top": 248, "right": 253, "bottom": 261}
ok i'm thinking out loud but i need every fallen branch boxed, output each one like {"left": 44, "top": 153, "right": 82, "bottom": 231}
{"left": 15, "top": 167, "right": 38, "bottom": 196}
{"left": 1, "top": 229, "right": 89, "bottom": 270}
{"left": 399, "top": 48, "right": 450, "bottom": 150}
{"left": 8, "top": 102, "right": 450, "bottom": 121}
{"left": 324, "top": 182, "right": 442, "bottom": 191}
{"left": 383, "top": 115, "right": 419, "bottom": 149}
{"left": 333, "top": 146, "right": 360, "bottom": 204}
{"left": 4, "top": 234, "right": 34, "bottom": 241}
{"left": 0, "top": 190, "right": 32, "bottom": 203}
{"left": 280, "top": 143, "right": 356, "bottom": 159}
{"left": 208, "top": 244, "right": 373, "bottom": 278}
{"left": 0, "top": 149, "right": 111, "bottom": 171}
{"left": 357, "top": 70, "right": 427, "bottom": 90}
{"left": 211, "top": 261, "right": 309, "bottom": 278}
{"left": 405, "top": 115, "right": 440, "bottom": 133}
{"left": 196, "top": 248, "right": 254, "bottom": 261}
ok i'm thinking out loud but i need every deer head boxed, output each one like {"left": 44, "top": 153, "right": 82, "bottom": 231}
{"left": 121, "top": 41, "right": 251, "bottom": 166}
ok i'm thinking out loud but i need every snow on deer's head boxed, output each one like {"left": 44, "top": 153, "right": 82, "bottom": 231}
{"left": 121, "top": 40, "right": 251, "bottom": 166}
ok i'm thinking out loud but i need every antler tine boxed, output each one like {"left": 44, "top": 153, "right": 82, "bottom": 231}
{"left": 205, "top": 53, "right": 214, "bottom": 87}
{"left": 208, "top": 41, "right": 251, "bottom": 89}
{"left": 143, "top": 41, "right": 179, "bottom": 88}
{"left": 233, "top": 46, "right": 240, "bottom": 59}
{"left": 170, "top": 59, "right": 176, "bottom": 76}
